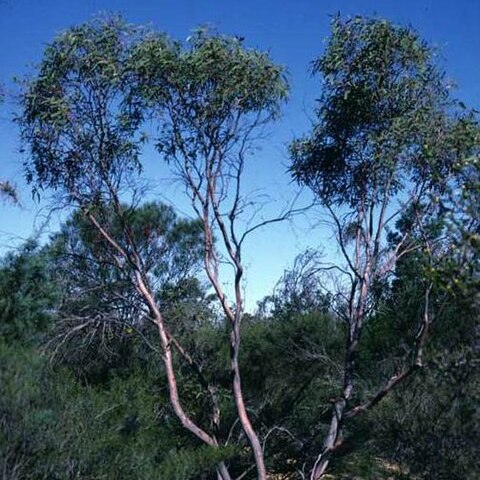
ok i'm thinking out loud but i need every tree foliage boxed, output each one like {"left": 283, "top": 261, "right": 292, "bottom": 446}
{"left": 289, "top": 15, "right": 479, "bottom": 479}
{"left": 3, "top": 12, "right": 479, "bottom": 480}
{"left": 19, "top": 16, "right": 145, "bottom": 202}
{"left": 291, "top": 16, "right": 476, "bottom": 208}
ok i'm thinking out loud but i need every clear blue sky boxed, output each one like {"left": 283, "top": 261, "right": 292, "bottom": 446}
{"left": 1, "top": 0, "right": 479, "bottom": 309}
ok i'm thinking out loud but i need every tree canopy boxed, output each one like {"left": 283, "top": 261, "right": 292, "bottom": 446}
{"left": 2, "top": 13, "right": 479, "bottom": 480}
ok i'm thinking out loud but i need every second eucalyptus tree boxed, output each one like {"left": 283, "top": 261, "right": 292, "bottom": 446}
{"left": 290, "top": 16, "right": 479, "bottom": 479}
{"left": 131, "top": 29, "right": 288, "bottom": 479}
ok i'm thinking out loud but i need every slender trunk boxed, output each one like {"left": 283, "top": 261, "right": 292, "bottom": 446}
{"left": 135, "top": 271, "right": 217, "bottom": 447}
{"left": 136, "top": 273, "right": 234, "bottom": 480}
{"left": 133, "top": 278, "right": 235, "bottom": 480}
{"left": 84, "top": 211, "right": 233, "bottom": 480}
{"left": 217, "top": 461, "right": 233, "bottom": 480}
{"left": 231, "top": 324, "right": 267, "bottom": 480}
{"left": 201, "top": 206, "right": 267, "bottom": 479}
{"left": 311, "top": 340, "right": 356, "bottom": 479}
{"left": 311, "top": 268, "right": 369, "bottom": 479}
{"left": 152, "top": 294, "right": 234, "bottom": 480}
{"left": 310, "top": 398, "right": 346, "bottom": 479}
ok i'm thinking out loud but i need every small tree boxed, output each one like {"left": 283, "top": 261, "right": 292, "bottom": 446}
{"left": 18, "top": 17, "right": 236, "bottom": 480}
{"left": 46, "top": 202, "right": 205, "bottom": 371}
{"left": 132, "top": 29, "right": 288, "bottom": 479}
{"left": 290, "top": 16, "right": 479, "bottom": 478}
{"left": 19, "top": 17, "right": 291, "bottom": 480}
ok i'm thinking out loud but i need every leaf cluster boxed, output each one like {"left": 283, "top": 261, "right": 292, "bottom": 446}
{"left": 290, "top": 16, "right": 476, "bottom": 208}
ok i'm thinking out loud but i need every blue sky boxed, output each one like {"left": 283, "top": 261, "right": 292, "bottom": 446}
{"left": 0, "top": 0, "right": 479, "bottom": 309}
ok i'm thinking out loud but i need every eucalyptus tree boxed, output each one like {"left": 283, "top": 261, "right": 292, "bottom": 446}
{"left": 19, "top": 16, "right": 292, "bottom": 479}
{"left": 17, "top": 18, "right": 237, "bottom": 480}
{"left": 290, "top": 16, "right": 479, "bottom": 478}
{"left": 131, "top": 30, "right": 288, "bottom": 479}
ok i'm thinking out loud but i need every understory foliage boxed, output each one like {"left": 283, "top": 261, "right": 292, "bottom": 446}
{"left": 0, "top": 229, "right": 478, "bottom": 479}
{"left": 0, "top": 235, "right": 480, "bottom": 480}
{"left": 1, "top": 13, "right": 478, "bottom": 480}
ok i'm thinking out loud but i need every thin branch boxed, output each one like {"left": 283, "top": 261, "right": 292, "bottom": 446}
{"left": 345, "top": 284, "right": 433, "bottom": 419}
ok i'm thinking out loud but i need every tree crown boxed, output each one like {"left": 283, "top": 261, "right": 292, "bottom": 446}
{"left": 290, "top": 16, "right": 477, "bottom": 208}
